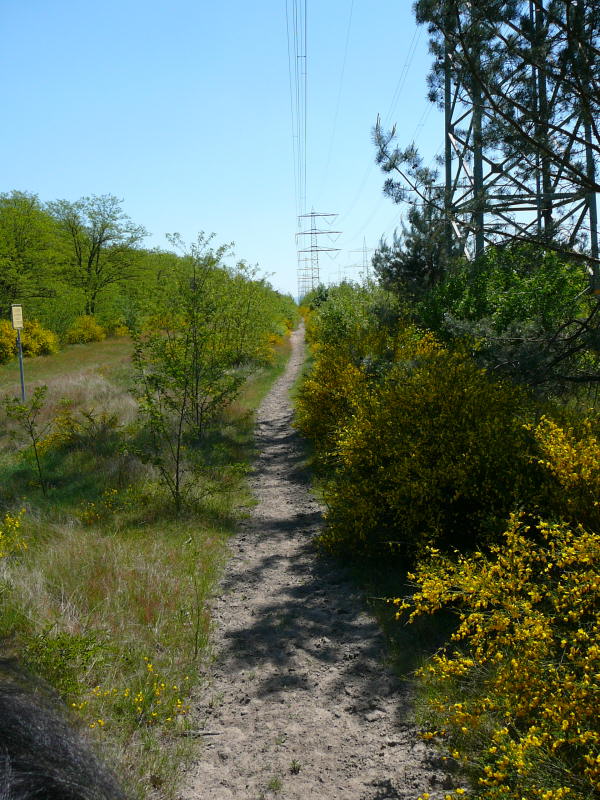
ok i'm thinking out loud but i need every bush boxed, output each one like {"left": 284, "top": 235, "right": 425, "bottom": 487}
{"left": 422, "top": 244, "right": 587, "bottom": 334}
{"left": 0, "top": 510, "right": 27, "bottom": 559}
{"left": 418, "top": 244, "right": 593, "bottom": 389}
{"left": 99, "top": 317, "right": 131, "bottom": 338}
{"left": 0, "top": 320, "right": 58, "bottom": 361}
{"left": 530, "top": 415, "right": 600, "bottom": 533}
{"left": 23, "top": 630, "right": 107, "bottom": 700}
{"left": 295, "top": 348, "right": 366, "bottom": 459}
{"left": 112, "top": 324, "right": 130, "bottom": 338}
{"left": 20, "top": 320, "right": 59, "bottom": 357}
{"left": 65, "top": 315, "right": 106, "bottom": 344}
{"left": 319, "top": 331, "right": 536, "bottom": 562}
{"left": 296, "top": 282, "right": 402, "bottom": 459}
{"left": 0, "top": 320, "right": 16, "bottom": 364}
{"left": 399, "top": 513, "right": 600, "bottom": 800}
{"left": 304, "top": 281, "right": 400, "bottom": 359}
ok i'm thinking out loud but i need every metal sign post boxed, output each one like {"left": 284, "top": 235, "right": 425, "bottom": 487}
{"left": 10, "top": 305, "right": 25, "bottom": 402}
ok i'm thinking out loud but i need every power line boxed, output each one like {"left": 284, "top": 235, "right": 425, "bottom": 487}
{"left": 285, "top": 0, "right": 299, "bottom": 217}
{"left": 335, "top": 26, "right": 424, "bottom": 232}
{"left": 286, "top": 0, "right": 308, "bottom": 218}
{"left": 315, "top": 0, "right": 355, "bottom": 205}
{"left": 382, "top": 27, "right": 422, "bottom": 129}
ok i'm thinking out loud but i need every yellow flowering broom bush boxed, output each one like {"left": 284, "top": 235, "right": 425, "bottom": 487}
{"left": 20, "top": 320, "right": 59, "bottom": 357}
{"left": 319, "top": 331, "right": 535, "bottom": 561}
{"left": 398, "top": 512, "right": 600, "bottom": 800}
{"left": 65, "top": 315, "right": 106, "bottom": 344}
{"left": 530, "top": 415, "right": 600, "bottom": 532}
{"left": 0, "top": 319, "right": 17, "bottom": 363}
{"left": 295, "top": 345, "right": 367, "bottom": 458}
{"left": 296, "top": 282, "right": 401, "bottom": 459}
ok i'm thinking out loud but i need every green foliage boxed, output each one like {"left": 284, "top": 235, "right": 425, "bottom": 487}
{"left": 47, "top": 194, "right": 147, "bottom": 316}
{"left": 0, "top": 320, "right": 16, "bottom": 364}
{"left": 422, "top": 245, "right": 588, "bottom": 333}
{"left": 23, "top": 630, "right": 108, "bottom": 700}
{"left": 372, "top": 197, "right": 452, "bottom": 299}
{"left": 132, "top": 234, "right": 297, "bottom": 512}
{"left": 0, "top": 191, "right": 59, "bottom": 316}
{"left": 0, "top": 189, "right": 298, "bottom": 346}
{"left": 319, "top": 331, "right": 534, "bottom": 561}
{"left": 415, "top": 244, "right": 594, "bottom": 389}
{"left": 301, "top": 283, "right": 330, "bottom": 309}
{"left": 304, "top": 280, "right": 401, "bottom": 359}
{"left": 65, "top": 315, "right": 107, "bottom": 344}
{"left": 296, "top": 282, "right": 402, "bottom": 459}
{"left": 4, "top": 386, "right": 52, "bottom": 496}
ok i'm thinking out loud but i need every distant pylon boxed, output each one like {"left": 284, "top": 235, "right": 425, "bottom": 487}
{"left": 296, "top": 211, "right": 341, "bottom": 299}
{"left": 348, "top": 237, "right": 375, "bottom": 282}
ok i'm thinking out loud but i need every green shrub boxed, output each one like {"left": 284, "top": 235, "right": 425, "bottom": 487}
{"left": 296, "top": 282, "right": 402, "bottom": 459}
{"left": 0, "top": 319, "right": 16, "bottom": 363}
{"left": 319, "top": 331, "right": 535, "bottom": 562}
{"left": 23, "top": 630, "right": 108, "bottom": 700}
{"left": 21, "top": 320, "right": 59, "bottom": 357}
{"left": 295, "top": 347, "right": 367, "bottom": 458}
{"left": 421, "top": 244, "right": 588, "bottom": 335}
{"left": 304, "top": 281, "right": 400, "bottom": 360}
{"left": 65, "top": 315, "right": 106, "bottom": 344}
{"left": 418, "top": 244, "right": 592, "bottom": 388}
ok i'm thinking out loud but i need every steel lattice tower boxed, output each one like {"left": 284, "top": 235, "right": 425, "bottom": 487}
{"left": 296, "top": 211, "right": 340, "bottom": 299}
{"left": 440, "top": 0, "right": 599, "bottom": 286}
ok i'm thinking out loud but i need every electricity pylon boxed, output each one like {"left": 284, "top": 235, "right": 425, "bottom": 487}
{"left": 296, "top": 211, "right": 340, "bottom": 299}
{"left": 441, "top": 0, "right": 599, "bottom": 278}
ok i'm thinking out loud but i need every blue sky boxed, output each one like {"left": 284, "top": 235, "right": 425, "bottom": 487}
{"left": 0, "top": 1, "right": 443, "bottom": 297}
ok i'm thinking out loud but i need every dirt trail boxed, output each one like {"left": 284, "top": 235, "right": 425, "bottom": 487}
{"left": 184, "top": 325, "right": 451, "bottom": 800}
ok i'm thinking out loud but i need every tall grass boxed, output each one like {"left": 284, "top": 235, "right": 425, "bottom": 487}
{"left": 0, "top": 333, "right": 292, "bottom": 798}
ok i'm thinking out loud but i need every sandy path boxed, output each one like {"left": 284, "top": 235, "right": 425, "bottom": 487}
{"left": 184, "top": 325, "right": 451, "bottom": 800}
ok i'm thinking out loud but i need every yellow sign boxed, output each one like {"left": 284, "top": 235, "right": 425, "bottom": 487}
{"left": 11, "top": 304, "right": 23, "bottom": 330}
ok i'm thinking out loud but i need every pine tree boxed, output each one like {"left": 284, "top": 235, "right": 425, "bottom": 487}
{"left": 375, "top": 0, "right": 599, "bottom": 268}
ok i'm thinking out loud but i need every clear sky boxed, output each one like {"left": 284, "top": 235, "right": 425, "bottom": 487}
{"left": 0, "top": 0, "right": 444, "bottom": 297}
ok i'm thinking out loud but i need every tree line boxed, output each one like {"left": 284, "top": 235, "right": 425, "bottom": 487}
{"left": 0, "top": 190, "right": 278, "bottom": 339}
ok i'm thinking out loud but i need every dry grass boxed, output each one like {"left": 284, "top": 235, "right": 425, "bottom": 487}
{"left": 0, "top": 338, "right": 133, "bottom": 394}
{"left": 0, "top": 333, "right": 293, "bottom": 798}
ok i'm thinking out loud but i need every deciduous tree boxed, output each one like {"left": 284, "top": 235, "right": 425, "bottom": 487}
{"left": 0, "top": 191, "right": 58, "bottom": 315}
{"left": 48, "top": 195, "right": 147, "bottom": 315}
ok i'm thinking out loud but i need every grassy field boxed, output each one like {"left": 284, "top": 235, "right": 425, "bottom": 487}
{"left": 0, "top": 334, "right": 292, "bottom": 799}
{"left": 0, "top": 337, "right": 134, "bottom": 393}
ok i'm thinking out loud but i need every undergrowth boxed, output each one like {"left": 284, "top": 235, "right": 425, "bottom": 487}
{"left": 0, "top": 332, "right": 293, "bottom": 798}
{"left": 296, "top": 281, "right": 599, "bottom": 800}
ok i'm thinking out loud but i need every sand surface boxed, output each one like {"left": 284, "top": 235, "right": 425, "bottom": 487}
{"left": 184, "top": 325, "right": 452, "bottom": 800}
